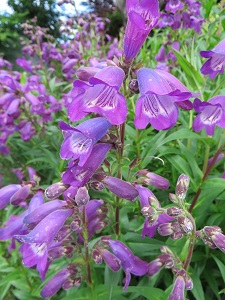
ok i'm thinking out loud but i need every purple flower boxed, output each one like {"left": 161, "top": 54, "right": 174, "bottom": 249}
{"left": 102, "top": 176, "right": 139, "bottom": 201}
{"left": 155, "top": 45, "right": 166, "bottom": 62}
{"left": 0, "top": 184, "right": 21, "bottom": 209}
{"left": 134, "top": 68, "right": 193, "bottom": 130}
{"left": 165, "top": 0, "right": 183, "bottom": 14}
{"left": 62, "top": 143, "right": 111, "bottom": 187}
{"left": 15, "top": 208, "right": 73, "bottom": 244}
{"left": 108, "top": 239, "right": 148, "bottom": 290}
{"left": 23, "top": 200, "right": 67, "bottom": 229}
{"left": 16, "top": 57, "right": 33, "bottom": 73}
{"left": 123, "top": 0, "right": 159, "bottom": 63}
{"left": 40, "top": 265, "right": 77, "bottom": 298}
{"left": 68, "top": 66, "right": 127, "bottom": 125}
{"left": 200, "top": 39, "right": 225, "bottom": 79}
{"left": 169, "top": 276, "right": 185, "bottom": 300}
{"left": 158, "top": 14, "right": 174, "bottom": 28}
{"left": 193, "top": 96, "right": 225, "bottom": 136}
{"left": 59, "top": 117, "right": 111, "bottom": 166}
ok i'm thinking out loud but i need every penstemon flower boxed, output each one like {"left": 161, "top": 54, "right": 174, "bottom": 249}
{"left": 134, "top": 68, "right": 193, "bottom": 130}
{"left": 68, "top": 66, "right": 127, "bottom": 125}
{"left": 123, "top": 0, "right": 159, "bottom": 63}
{"left": 200, "top": 39, "right": 225, "bottom": 79}
{"left": 193, "top": 96, "right": 225, "bottom": 136}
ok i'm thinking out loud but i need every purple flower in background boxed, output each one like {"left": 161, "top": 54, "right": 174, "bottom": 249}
{"left": 158, "top": 14, "right": 174, "bottom": 28}
{"left": 16, "top": 57, "right": 33, "bottom": 73}
{"left": 200, "top": 39, "right": 225, "bottom": 79}
{"left": 134, "top": 68, "right": 193, "bottom": 130}
{"left": 123, "top": 0, "right": 159, "bottom": 63}
{"left": 108, "top": 239, "right": 148, "bottom": 290}
{"left": 68, "top": 66, "right": 127, "bottom": 125}
{"left": 165, "top": 0, "right": 183, "bottom": 14}
{"left": 193, "top": 96, "right": 225, "bottom": 136}
{"left": 155, "top": 45, "right": 166, "bottom": 62}
{"left": 59, "top": 117, "right": 111, "bottom": 166}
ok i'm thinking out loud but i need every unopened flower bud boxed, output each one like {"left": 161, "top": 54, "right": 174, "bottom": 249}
{"left": 90, "top": 181, "right": 105, "bottom": 191}
{"left": 74, "top": 277, "right": 82, "bottom": 287}
{"left": 169, "top": 193, "right": 179, "bottom": 204}
{"left": 158, "top": 223, "right": 174, "bottom": 236}
{"left": 141, "top": 206, "right": 157, "bottom": 216}
{"left": 75, "top": 186, "right": 90, "bottom": 206}
{"left": 178, "top": 216, "right": 193, "bottom": 234}
{"left": 62, "top": 279, "right": 74, "bottom": 290}
{"left": 166, "top": 207, "right": 182, "bottom": 217}
{"left": 175, "top": 174, "right": 190, "bottom": 200}
{"left": 70, "top": 219, "right": 81, "bottom": 231}
{"left": 137, "top": 171, "right": 170, "bottom": 190}
{"left": 45, "top": 181, "right": 69, "bottom": 199}
{"left": 92, "top": 249, "right": 102, "bottom": 264}
{"left": 185, "top": 275, "right": 193, "bottom": 290}
{"left": 129, "top": 79, "right": 139, "bottom": 94}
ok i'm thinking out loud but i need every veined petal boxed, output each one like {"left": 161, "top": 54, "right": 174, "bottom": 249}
{"left": 134, "top": 94, "right": 178, "bottom": 130}
{"left": 137, "top": 68, "right": 191, "bottom": 97}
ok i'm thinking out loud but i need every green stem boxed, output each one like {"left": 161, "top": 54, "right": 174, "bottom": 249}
{"left": 82, "top": 205, "right": 92, "bottom": 285}
{"left": 202, "top": 143, "right": 210, "bottom": 174}
{"left": 184, "top": 212, "right": 196, "bottom": 270}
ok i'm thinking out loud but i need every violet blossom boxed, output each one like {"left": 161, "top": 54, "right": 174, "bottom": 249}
{"left": 68, "top": 66, "right": 127, "bottom": 125}
{"left": 165, "top": 0, "right": 183, "bottom": 14}
{"left": 134, "top": 68, "right": 193, "bottom": 130}
{"left": 200, "top": 39, "right": 225, "bottom": 79}
{"left": 108, "top": 239, "right": 148, "bottom": 290}
{"left": 193, "top": 96, "right": 225, "bottom": 136}
{"left": 123, "top": 0, "right": 159, "bottom": 63}
{"left": 59, "top": 117, "right": 111, "bottom": 166}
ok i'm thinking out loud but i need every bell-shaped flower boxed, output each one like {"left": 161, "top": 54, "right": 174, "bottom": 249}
{"left": 108, "top": 239, "right": 148, "bottom": 290}
{"left": 123, "top": 0, "right": 159, "bottom": 63}
{"left": 200, "top": 39, "right": 225, "bottom": 79}
{"left": 102, "top": 176, "right": 139, "bottom": 201}
{"left": 68, "top": 66, "right": 127, "bottom": 125}
{"left": 62, "top": 143, "right": 111, "bottom": 187}
{"left": 134, "top": 68, "right": 193, "bottom": 130}
{"left": 59, "top": 117, "right": 111, "bottom": 166}
{"left": 15, "top": 208, "right": 73, "bottom": 244}
{"left": 165, "top": 0, "right": 183, "bottom": 14}
{"left": 193, "top": 97, "right": 225, "bottom": 136}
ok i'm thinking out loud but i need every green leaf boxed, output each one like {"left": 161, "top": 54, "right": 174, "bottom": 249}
{"left": 190, "top": 270, "right": 205, "bottom": 300}
{"left": 212, "top": 256, "right": 225, "bottom": 283}
{"left": 156, "top": 128, "right": 200, "bottom": 148}
{"left": 174, "top": 50, "right": 204, "bottom": 90}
